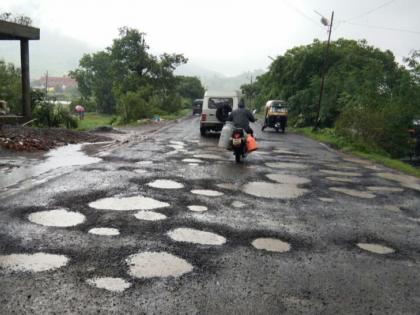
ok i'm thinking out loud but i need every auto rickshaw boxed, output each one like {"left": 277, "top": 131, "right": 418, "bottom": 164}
{"left": 261, "top": 100, "right": 288, "bottom": 133}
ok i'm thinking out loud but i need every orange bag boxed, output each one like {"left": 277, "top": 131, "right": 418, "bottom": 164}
{"left": 246, "top": 134, "right": 257, "bottom": 152}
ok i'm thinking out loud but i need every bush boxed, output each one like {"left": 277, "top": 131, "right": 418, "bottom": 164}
{"left": 33, "top": 100, "right": 78, "bottom": 129}
{"left": 117, "top": 90, "right": 152, "bottom": 123}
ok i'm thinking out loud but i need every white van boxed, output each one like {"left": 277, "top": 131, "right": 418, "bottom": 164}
{"left": 200, "top": 90, "right": 241, "bottom": 136}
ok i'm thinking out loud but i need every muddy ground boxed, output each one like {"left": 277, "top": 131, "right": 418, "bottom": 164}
{"left": 1, "top": 116, "right": 420, "bottom": 314}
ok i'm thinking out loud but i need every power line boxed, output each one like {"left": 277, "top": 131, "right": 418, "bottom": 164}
{"left": 345, "top": 0, "right": 396, "bottom": 22}
{"left": 282, "top": 0, "right": 323, "bottom": 28}
{"left": 342, "top": 21, "right": 420, "bottom": 35}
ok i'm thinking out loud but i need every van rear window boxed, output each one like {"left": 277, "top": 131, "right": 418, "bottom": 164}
{"left": 208, "top": 98, "right": 233, "bottom": 109}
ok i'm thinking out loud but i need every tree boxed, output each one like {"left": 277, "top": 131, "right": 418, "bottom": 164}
{"left": 176, "top": 76, "right": 205, "bottom": 101}
{"left": 0, "top": 60, "right": 21, "bottom": 114}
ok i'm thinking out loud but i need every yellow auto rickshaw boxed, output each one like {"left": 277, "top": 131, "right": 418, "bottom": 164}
{"left": 261, "top": 100, "right": 288, "bottom": 133}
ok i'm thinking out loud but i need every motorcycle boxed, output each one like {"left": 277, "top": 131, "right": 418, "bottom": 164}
{"left": 231, "top": 128, "right": 247, "bottom": 163}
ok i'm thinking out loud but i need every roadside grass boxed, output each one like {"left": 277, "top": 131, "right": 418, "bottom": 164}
{"left": 294, "top": 127, "right": 420, "bottom": 178}
{"left": 76, "top": 113, "right": 116, "bottom": 131}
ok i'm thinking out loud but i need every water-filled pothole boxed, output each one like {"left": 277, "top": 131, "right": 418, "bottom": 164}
{"left": 367, "top": 186, "right": 403, "bottom": 193}
{"left": 252, "top": 238, "right": 291, "bottom": 252}
{"left": 126, "top": 251, "right": 193, "bottom": 278}
{"left": 136, "top": 161, "right": 153, "bottom": 166}
{"left": 167, "top": 228, "right": 226, "bottom": 245}
{"left": 357, "top": 243, "right": 395, "bottom": 254}
{"left": 193, "top": 154, "right": 223, "bottom": 160}
{"left": 28, "top": 209, "right": 86, "bottom": 227}
{"left": 147, "top": 179, "right": 184, "bottom": 189}
{"left": 187, "top": 205, "right": 208, "bottom": 212}
{"left": 182, "top": 158, "right": 203, "bottom": 163}
{"left": 325, "top": 177, "right": 354, "bottom": 183}
{"left": 265, "top": 162, "right": 308, "bottom": 170}
{"left": 376, "top": 172, "right": 420, "bottom": 192}
{"left": 266, "top": 173, "right": 310, "bottom": 184}
{"left": 242, "top": 182, "right": 308, "bottom": 199}
{"left": 0, "top": 253, "right": 69, "bottom": 272}
{"left": 134, "top": 169, "right": 147, "bottom": 174}
{"left": 88, "top": 227, "right": 120, "bottom": 236}
{"left": 86, "top": 277, "right": 131, "bottom": 292}
{"left": 320, "top": 170, "right": 362, "bottom": 177}
{"left": 168, "top": 144, "right": 184, "bottom": 150}
{"left": 89, "top": 196, "right": 169, "bottom": 211}
{"left": 191, "top": 189, "right": 224, "bottom": 197}
{"left": 329, "top": 187, "right": 375, "bottom": 199}
{"left": 216, "top": 183, "right": 238, "bottom": 190}
{"left": 232, "top": 201, "right": 246, "bottom": 208}
{"left": 170, "top": 141, "right": 185, "bottom": 146}
{"left": 319, "top": 197, "right": 335, "bottom": 203}
{"left": 134, "top": 210, "right": 167, "bottom": 221}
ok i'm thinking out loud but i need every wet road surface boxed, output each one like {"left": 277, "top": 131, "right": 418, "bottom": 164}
{"left": 1, "top": 116, "right": 420, "bottom": 314}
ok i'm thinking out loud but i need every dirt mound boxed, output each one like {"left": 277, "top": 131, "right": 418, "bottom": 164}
{"left": 0, "top": 125, "right": 110, "bottom": 151}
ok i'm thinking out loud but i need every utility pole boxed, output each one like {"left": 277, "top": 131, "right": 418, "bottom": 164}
{"left": 45, "top": 70, "right": 48, "bottom": 96}
{"left": 314, "top": 11, "right": 334, "bottom": 130}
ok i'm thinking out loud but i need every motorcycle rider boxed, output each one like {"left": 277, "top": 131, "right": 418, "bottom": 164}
{"left": 227, "top": 99, "right": 256, "bottom": 136}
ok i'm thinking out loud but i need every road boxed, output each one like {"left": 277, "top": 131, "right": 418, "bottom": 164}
{"left": 1, "top": 116, "right": 420, "bottom": 314}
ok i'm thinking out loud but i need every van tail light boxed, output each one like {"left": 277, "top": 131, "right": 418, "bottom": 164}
{"left": 233, "top": 133, "right": 241, "bottom": 139}
{"left": 201, "top": 114, "right": 207, "bottom": 122}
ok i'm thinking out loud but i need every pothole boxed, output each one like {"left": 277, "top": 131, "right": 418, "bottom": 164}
{"left": 357, "top": 243, "right": 395, "bottom": 254}
{"left": 89, "top": 196, "right": 169, "bottom": 211}
{"left": 28, "top": 209, "right": 86, "bottom": 227}
{"left": 329, "top": 187, "right": 375, "bottom": 199}
{"left": 232, "top": 201, "right": 246, "bottom": 208}
{"left": 216, "top": 183, "right": 238, "bottom": 190}
{"left": 189, "top": 163, "right": 199, "bottom": 166}
{"left": 187, "top": 205, "right": 208, "bottom": 212}
{"left": 134, "top": 210, "right": 167, "bottom": 221}
{"left": 88, "top": 227, "right": 120, "bottom": 236}
{"left": 265, "top": 162, "right": 308, "bottom": 170}
{"left": 320, "top": 170, "right": 362, "bottom": 177}
{"left": 86, "top": 277, "right": 131, "bottom": 292}
{"left": 182, "top": 158, "right": 203, "bottom": 163}
{"left": 273, "top": 149, "right": 295, "bottom": 154}
{"left": 136, "top": 161, "right": 153, "bottom": 166}
{"left": 168, "top": 144, "right": 184, "bottom": 150}
{"left": 193, "top": 154, "right": 223, "bottom": 160}
{"left": 134, "top": 169, "right": 147, "bottom": 174}
{"left": 126, "top": 251, "right": 193, "bottom": 278}
{"left": 167, "top": 228, "right": 226, "bottom": 245}
{"left": 191, "top": 189, "right": 224, "bottom": 197}
{"left": 0, "top": 253, "right": 69, "bottom": 272}
{"left": 319, "top": 197, "right": 335, "bottom": 202}
{"left": 266, "top": 174, "right": 310, "bottom": 185}
{"left": 325, "top": 177, "right": 355, "bottom": 183}
{"left": 242, "top": 182, "right": 308, "bottom": 199}
{"left": 376, "top": 172, "right": 420, "bottom": 191}
{"left": 252, "top": 238, "right": 291, "bottom": 253}
{"left": 384, "top": 205, "right": 401, "bottom": 212}
{"left": 170, "top": 141, "right": 185, "bottom": 146}
{"left": 147, "top": 179, "right": 184, "bottom": 189}
{"left": 367, "top": 186, "right": 403, "bottom": 193}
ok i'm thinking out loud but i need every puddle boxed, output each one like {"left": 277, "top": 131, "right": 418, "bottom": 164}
{"left": 126, "top": 251, "right": 193, "bottom": 278}
{"left": 89, "top": 196, "right": 169, "bottom": 211}
{"left": 147, "top": 179, "right": 184, "bottom": 189}
{"left": 376, "top": 172, "right": 420, "bottom": 191}
{"left": 0, "top": 253, "right": 69, "bottom": 272}
{"left": 216, "top": 183, "right": 238, "bottom": 190}
{"left": 265, "top": 162, "right": 308, "bottom": 170}
{"left": 191, "top": 189, "right": 224, "bottom": 197}
{"left": 167, "top": 228, "right": 226, "bottom": 245}
{"left": 325, "top": 177, "right": 355, "bottom": 183}
{"left": 134, "top": 169, "right": 147, "bottom": 174}
{"left": 252, "top": 238, "right": 291, "bottom": 253}
{"left": 320, "top": 170, "right": 362, "bottom": 177}
{"left": 367, "top": 186, "right": 403, "bottom": 193}
{"left": 357, "top": 243, "right": 395, "bottom": 254}
{"left": 86, "top": 277, "right": 131, "bottom": 292}
{"left": 232, "top": 201, "right": 246, "bottom": 208}
{"left": 0, "top": 144, "right": 102, "bottom": 189}
{"left": 88, "top": 227, "right": 120, "bottom": 236}
{"left": 28, "top": 209, "right": 86, "bottom": 227}
{"left": 273, "top": 149, "right": 295, "bottom": 154}
{"left": 187, "top": 205, "right": 208, "bottom": 212}
{"left": 266, "top": 174, "right": 310, "bottom": 185}
{"left": 168, "top": 144, "right": 184, "bottom": 150}
{"left": 242, "top": 181, "right": 308, "bottom": 199}
{"left": 189, "top": 163, "right": 199, "bottom": 166}
{"left": 193, "top": 154, "right": 223, "bottom": 160}
{"left": 319, "top": 197, "right": 335, "bottom": 202}
{"left": 135, "top": 161, "right": 153, "bottom": 166}
{"left": 329, "top": 187, "right": 375, "bottom": 199}
{"left": 182, "top": 158, "right": 203, "bottom": 163}
{"left": 170, "top": 141, "right": 185, "bottom": 146}
{"left": 384, "top": 205, "right": 401, "bottom": 212}
{"left": 134, "top": 210, "right": 167, "bottom": 221}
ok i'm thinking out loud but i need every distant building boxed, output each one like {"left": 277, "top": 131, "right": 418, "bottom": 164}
{"left": 32, "top": 75, "right": 77, "bottom": 92}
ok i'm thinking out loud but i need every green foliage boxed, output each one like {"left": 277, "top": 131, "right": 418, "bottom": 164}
{"left": 76, "top": 113, "right": 116, "bottom": 131}
{"left": 175, "top": 76, "right": 205, "bottom": 101}
{"left": 33, "top": 96, "right": 78, "bottom": 129}
{"left": 0, "top": 60, "right": 21, "bottom": 114}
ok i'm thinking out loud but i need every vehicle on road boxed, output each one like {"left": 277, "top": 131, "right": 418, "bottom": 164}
{"left": 230, "top": 128, "right": 257, "bottom": 163}
{"left": 200, "top": 90, "right": 241, "bottom": 136}
{"left": 192, "top": 99, "right": 203, "bottom": 115}
{"left": 261, "top": 100, "right": 288, "bottom": 133}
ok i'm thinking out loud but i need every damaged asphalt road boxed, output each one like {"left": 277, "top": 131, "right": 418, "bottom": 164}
{"left": 1, "top": 116, "right": 420, "bottom": 314}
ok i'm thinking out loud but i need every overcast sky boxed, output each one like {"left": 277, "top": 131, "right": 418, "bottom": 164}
{"left": 1, "top": 0, "right": 420, "bottom": 76}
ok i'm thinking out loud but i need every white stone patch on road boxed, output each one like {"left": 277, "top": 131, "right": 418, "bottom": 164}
{"left": 0, "top": 253, "right": 69, "bottom": 272}
{"left": 189, "top": 163, "right": 199, "bottom": 166}
{"left": 193, "top": 154, "right": 223, "bottom": 160}
{"left": 88, "top": 228, "right": 120, "bottom": 236}
{"left": 135, "top": 161, "right": 153, "bottom": 166}
{"left": 134, "top": 169, "right": 147, "bottom": 174}
{"left": 367, "top": 186, "right": 404, "bottom": 193}
{"left": 126, "top": 251, "right": 193, "bottom": 279}
{"left": 242, "top": 182, "right": 308, "bottom": 199}
{"left": 376, "top": 172, "right": 420, "bottom": 192}
{"left": 252, "top": 238, "right": 291, "bottom": 253}
{"left": 232, "top": 201, "right": 246, "bottom": 208}
{"left": 147, "top": 179, "right": 184, "bottom": 189}
{"left": 86, "top": 277, "right": 131, "bottom": 292}
{"left": 265, "top": 162, "right": 308, "bottom": 170}
{"left": 325, "top": 177, "right": 355, "bottom": 183}
{"left": 28, "top": 209, "right": 86, "bottom": 227}
{"left": 266, "top": 173, "right": 310, "bottom": 185}
{"left": 319, "top": 197, "right": 335, "bottom": 202}
{"left": 320, "top": 170, "right": 362, "bottom": 177}
{"left": 134, "top": 210, "right": 167, "bottom": 221}
{"left": 170, "top": 141, "right": 185, "bottom": 146}
{"left": 188, "top": 205, "right": 208, "bottom": 212}
{"left": 168, "top": 144, "right": 184, "bottom": 150}
{"left": 167, "top": 228, "right": 226, "bottom": 245}
{"left": 329, "top": 187, "right": 375, "bottom": 199}
{"left": 357, "top": 243, "right": 395, "bottom": 254}
{"left": 182, "top": 158, "right": 203, "bottom": 163}
{"left": 191, "top": 189, "right": 224, "bottom": 197}
{"left": 89, "top": 196, "right": 169, "bottom": 211}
